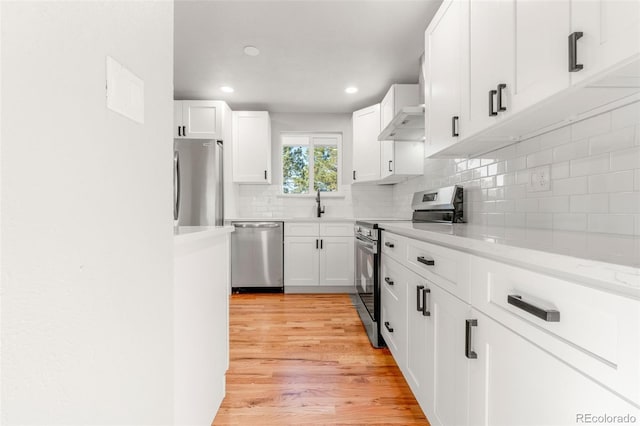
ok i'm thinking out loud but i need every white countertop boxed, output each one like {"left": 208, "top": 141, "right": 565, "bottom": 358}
{"left": 173, "top": 226, "right": 234, "bottom": 243}
{"left": 378, "top": 222, "right": 640, "bottom": 298}
{"left": 224, "top": 217, "right": 409, "bottom": 223}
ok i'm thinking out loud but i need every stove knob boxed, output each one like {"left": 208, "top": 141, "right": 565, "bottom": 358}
{"left": 356, "top": 226, "right": 361, "bottom": 233}
{"left": 367, "top": 229, "right": 372, "bottom": 236}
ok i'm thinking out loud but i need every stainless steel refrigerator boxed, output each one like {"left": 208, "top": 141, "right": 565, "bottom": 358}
{"left": 173, "top": 139, "right": 223, "bottom": 226}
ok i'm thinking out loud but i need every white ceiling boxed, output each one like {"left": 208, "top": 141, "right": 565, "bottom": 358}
{"left": 174, "top": 0, "right": 442, "bottom": 113}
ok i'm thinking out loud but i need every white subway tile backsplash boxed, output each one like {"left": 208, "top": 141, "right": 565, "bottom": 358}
{"left": 570, "top": 154, "right": 610, "bottom": 177}
{"left": 487, "top": 213, "right": 505, "bottom": 227}
{"left": 589, "top": 126, "right": 635, "bottom": 155}
{"left": 635, "top": 170, "right": 640, "bottom": 191}
{"left": 516, "top": 198, "right": 539, "bottom": 212}
{"left": 611, "top": 101, "right": 640, "bottom": 130}
{"left": 588, "top": 170, "right": 634, "bottom": 193}
{"left": 570, "top": 194, "right": 609, "bottom": 213}
{"left": 553, "top": 176, "right": 588, "bottom": 195}
{"left": 516, "top": 138, "right": 541, "bottom": 156}
{"left": 553, "top": 139, "right": 590, "bottom": 162}
{"left": 588, "top": 214, "right": 635, "bottom": 235}
{"left": 539, "top": 126, "right": 571, "bottom": 150}
{"left": 539, "top": 196, "right": 569, "bottom": 213}
{"left": 526, "top": 213, "right": 553, "bottom": 229}
{"left": 572, "top": 112, "right": 611, "bottom": 141}
{"left": 527, "top": 149, "right": 553, "bottom": 168}
{"left": 505, "top": 212, "right": 526, "bottom": 227}
{"left": 609, "top": 192, "right": 640, "bottom": 213}
{"left": 551, "top": 162, "right": 570, "bottom": 179}
{"left": 505, "top": 156, "right": 527, "bottom": 172}
{"left": 553, "top": 213, "right": 587, "bottom": 232}
{"left": 610, "top": 146, "right": 640, "bottom": 171}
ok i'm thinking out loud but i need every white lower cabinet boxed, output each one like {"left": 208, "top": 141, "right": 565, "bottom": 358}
{"left": 284, "top": 222, "right": 353, "bottom": 290}
{"left": 468, "top": 309, "right": 639, "bottom": 426}
{"left": 380, "top": 230, "right": 639, "bottom": 426}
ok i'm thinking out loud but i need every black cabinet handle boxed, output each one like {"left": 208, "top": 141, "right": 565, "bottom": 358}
{"left": 384, "top": 277, "right": 394, "bottom": 286}
{"left": 316, "top": 239, "right": 319, "bottom": 249}
{"left": 416, "top": 285, "right": 424, "bottom": 312}
{"left": 497, "top": 84, "right": 507, "bottom": 112}
{"left": 384, "top": 321, "right": 394, "bottom": 333}
{"left": 353, "top": 170, "right": 356, "bottom": 181}
{"left": 320, "top": 239, "right": 323, "bottom": 249}
{"left": 182, "top": 125, "right": 186, "bottom": 136}
{"left": 264, "top": 170, "right": 268, "bottom": 180}
{"left": 178, "top": 126, "right": 182, "bottom": 137}
{"left": 508, "top": 295, "right": 560, "bottom": 322}
{"left": 568, "top": 31, "right": 584, "bottom": 72}
{"left": 384, "top": 242, "right": 394, "bottom": 248}
{"left": 489, "top": 90, "right": 498, "bottom": 116}
{"left": 417, "top": 256, "right": 435, "bottom": 266}
{"left": 388, "top": 160, "right": 393, "bottom": 172}
{"left": 451, "top": 116, "right": 459, "bottom": 137}
{"left": 465, "top": 319, "right": 478, "bottom": 359}
{"left": 422, "top": 287, "right": 431, "bottom": 317}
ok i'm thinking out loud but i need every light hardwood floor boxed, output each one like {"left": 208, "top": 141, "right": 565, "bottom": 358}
{"left": 213, "top": 293, "right": 429, "bottom": 425}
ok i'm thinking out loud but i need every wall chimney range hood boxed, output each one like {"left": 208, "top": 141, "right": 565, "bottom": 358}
{"left": 378, "top": 105, "right": 425, "bottom": 141}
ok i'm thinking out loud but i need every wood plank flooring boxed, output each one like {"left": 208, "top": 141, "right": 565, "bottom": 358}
{"left": 213, "top": 293, "right": 429, "bottom": 425}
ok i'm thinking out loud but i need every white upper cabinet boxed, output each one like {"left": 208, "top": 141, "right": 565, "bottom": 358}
{"left": 379, "top": 140, "right": 424, "bottom": 183}
{"left": 232, "top": 111, "right": 271, "bottom": 184}
{"left": 464, "top": 0, "right": 514, "bottom": 139}
{"left": 174, "top": 100, "right": 223, "bottom": 139}
{"left": 572, "top": 0, "right": 640, "bottom": 84}
{"left": 352, "top": 104, "right": 381, "bottom": 183}
{"left": 424, "top": 0, "right": 466, "bottom": 157}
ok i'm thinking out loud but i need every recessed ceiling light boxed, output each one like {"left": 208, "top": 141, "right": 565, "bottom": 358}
{"left": 243, "top": 46, "right": 260, "bottom": 56}
{"left": 220, "top": 86, "right": 234, "bottom": 93}
{"left": 345, "top": 87, "right": 358, "bottom": 94}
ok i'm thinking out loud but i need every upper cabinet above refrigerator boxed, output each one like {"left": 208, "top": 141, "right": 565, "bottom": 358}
{"left": 174, "top": 100, "right": 224, "bottom": 139}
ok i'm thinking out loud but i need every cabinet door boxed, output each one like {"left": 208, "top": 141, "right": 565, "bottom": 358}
{"left": 464, "top": 0, "right": 514, "bottom": 138}
{"left": 232, "top": 111, "right": 272, "bottom": 184}
{"left": 425, "top": 0, "right": 464, "bottom": 156}
{"left": 380, "top": 140, "right": 394, "bottom": 179}
{"left": 174, "top": 101, "right": 184, "bottom": 138}
{"left": 182, "top": 101, "right": 223, "bottom": 139}
{"left": 429, "top": 284, "right": 470, "bottom": 426}
{"left": 511, "top": 0, "right": 570, "bottom": 113}
{"left": 380, "top": 257, "right": 408, "bottom": 370}
{"left": 405, "top": 269, "right": 434, "bottom": 413}
{"left": 468, "top": 310, "right": 639, "bottom": 426}
{"left": 284, "top": 237, "right": 319, "bottom": 286}
{"left": 352, "top": 104, "right": 381, "bottom": 183}
{"left": 572, "top": 0, "right": 640, "bottom": 85}
{"left": 318, "top": 236, "right": 353, "bottom": 286}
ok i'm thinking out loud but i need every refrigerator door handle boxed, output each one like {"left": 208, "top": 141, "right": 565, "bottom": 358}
{"left": 174, "top": 151, "right": 180, "bottom": 221}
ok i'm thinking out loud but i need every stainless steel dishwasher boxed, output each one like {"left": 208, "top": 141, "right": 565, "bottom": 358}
{"left": 231, "top": 222, "right": 284, "bottom": 292}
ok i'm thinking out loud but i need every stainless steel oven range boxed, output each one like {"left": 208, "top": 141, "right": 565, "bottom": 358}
{"left": 352, "top": 185, "right": 464, "bottom": 348}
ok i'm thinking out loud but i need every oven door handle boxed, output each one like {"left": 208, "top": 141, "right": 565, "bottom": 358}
{"left": 356, "top": 236, "right": 378, "bottom": 255}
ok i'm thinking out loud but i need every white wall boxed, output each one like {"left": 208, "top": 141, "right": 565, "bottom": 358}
{"left": 394, "top": 101, "right": 640, "bottom": 235}
{"left": 233, "top": 112, "right": 396, "bottom": 218}
{"left": 1, "top": 2, "right": 174, "bottom": 424}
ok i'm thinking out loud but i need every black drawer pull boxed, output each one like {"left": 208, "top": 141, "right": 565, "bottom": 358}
{"left": 508, "top": 295, "right": 560, "bottom": 322}
{"left": 384, "top": 321, "right": 394, "bottom": 333}
{"left": 416, "top": 285, "right": 424, "bottom": 312}
{"left": 497, "top": 83, "right": 507, "bottom": 112}
{"left": 417, "top": 256, "right": 435, "bottom": 266}
{"left": 451, "top": 116, "right": 459, "bottom": 137}
{"left": 489, "top": 89, "right": 498, "bottom": 116}
{"left": 422, "top": 287, "right": 431, "bottom": 317}
{"left": 568, "top": 31, "right": 584, "bottom": 72}
{"left": 384, "top": 277, "right": 394, "bottom": 286}
{"left": 465, "top": 319, "right": 478, "bottom": 359}
{"left": 178, "top": 126, "right": 182, "bottom": 137}
{"left": 384, "top": 242, "right": 395, "bottom": 248}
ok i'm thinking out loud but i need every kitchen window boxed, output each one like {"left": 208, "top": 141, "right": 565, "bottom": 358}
{"left": 282, "top": 133, "right": 342, "bottom": 195}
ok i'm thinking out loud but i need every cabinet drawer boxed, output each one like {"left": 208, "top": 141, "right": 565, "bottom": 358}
{"left": 405, "top": 238, "right": 469, "bottom": 302}
{"left": 319, "top": 222, "right": 353, "bottom": 237}
{"left": 381, "top": 256, "right": 406, "bottom": 302}
{"left": 381, "top": 231, "right": 406, "bottom": 263}
{"left": 470, "top": 255, "right": 640, "bottom": 405}
{"left": 285, "top": 222, "right": 320, "bottom": 237}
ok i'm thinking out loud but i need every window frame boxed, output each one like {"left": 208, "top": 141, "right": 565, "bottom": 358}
{"left": 280, "top": 132, "right": 343, "bottom": 197}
